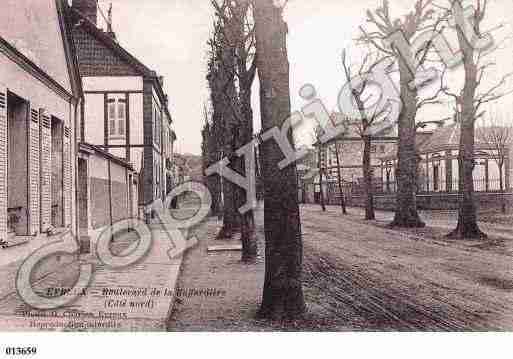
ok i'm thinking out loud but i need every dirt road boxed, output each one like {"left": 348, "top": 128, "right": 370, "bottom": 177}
{"left": 300, "top": 205, "right": 513, "bottom": 331}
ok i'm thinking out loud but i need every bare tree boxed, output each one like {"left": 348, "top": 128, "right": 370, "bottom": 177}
{"left": 253, "top": 0, "right": 306, "bottom": 319}
{"left": 341, "top": 50, "right": 393, "bottom": 220}
{"left": 359, "top": 0, "right": 443, "bottom": 227}
{"left": 440, "top": 0, "right": 513, "bottom": 238}
{"left": 478, "top": 113, "right": 512, "bottom": 213}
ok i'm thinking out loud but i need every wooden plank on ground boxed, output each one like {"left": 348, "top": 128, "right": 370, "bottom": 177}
{"left": 207, "top": 244, "right": 242, "bottom": 253}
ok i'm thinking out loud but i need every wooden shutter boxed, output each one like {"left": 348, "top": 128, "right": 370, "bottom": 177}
{"left": 28, "top": 107, "right": 40, "bottom": 235}
{"left": 63, "top": 126, "right": 72, "bottom": 227}
{"left": 39, "top": 109, "right": 51, "bottom": 232}
{"left": 0, "top": 87, "right": 7, "bottom": 239}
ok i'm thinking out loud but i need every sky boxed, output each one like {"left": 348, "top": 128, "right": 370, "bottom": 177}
{"left": 96, "top": 0, "right": 513, "bottom": 155}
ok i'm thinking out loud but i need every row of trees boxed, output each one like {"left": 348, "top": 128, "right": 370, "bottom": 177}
{"left": 334, "top": 0, "right": 511, "bottom": 238}
{"left": 202, "top": 0, "right": 306, "bottom": 318}
{"left": 201, "top": 0, "right": 511, "bottom": 321}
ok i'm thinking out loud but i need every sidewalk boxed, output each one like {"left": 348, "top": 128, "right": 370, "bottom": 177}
{"left": 0, "top": 210, "right": 193, "bottom": 331}
{"left": 0, "top": 233, "right": 76, "bottom": 307}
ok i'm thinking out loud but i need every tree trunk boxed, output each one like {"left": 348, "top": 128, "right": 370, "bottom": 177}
{"left": 206, "top": 122, "right": 222, "bottom": 216}
{"left": 448, "top": 135, "right": 486, "bottom": 239}
{"left": 216, "top": 31, "right": 240, "bottom": 240}
{"left": 499, "top": 164, "right": 506, "bottom": 214}
{"left": 363, "top": 135, "right": 375, "bottom": 220}
{"left": 390, "top": 58, "right": 425, "bottom": 228}
{"left": 318, "top": 145, "right": 326, "bottom": 211}
{"left": 447, "top": 19, "right": 486, "bottom": 240}
{"left": 254, "top": 0, "right": 306, "bottom": 320}
{"left": 217, "top": 163, "right": 239, "bottom": 239}
{"left": 236, "top": 89, "right": 258, "bottom": 263}
{"left": 233, "top": 2, "right": 258, "bottom": 263}
{"left": 334, "top": 142, "right": 347, "bottom": 214}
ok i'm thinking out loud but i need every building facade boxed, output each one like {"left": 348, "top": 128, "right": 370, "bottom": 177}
{"left": 0, "top": 0, "right": 81, "bottom": 245}
{"left": 378, "top": 124, "right": 512, "bottom": 195}
{"left": 308, "top": 118, "right": 397, "bottom": 204}
{"left": 69, "top": 0, "right": 176, "bottom": 212}
{"left": 77, "top": 143, "right": 138, "bottom": 252}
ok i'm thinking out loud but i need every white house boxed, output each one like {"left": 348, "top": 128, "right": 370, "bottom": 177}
{"left": 0, "top": 0, "right": 81, "bottom": 246}
{"left": 69, "top": 0, "right": 176, "bottom": 213}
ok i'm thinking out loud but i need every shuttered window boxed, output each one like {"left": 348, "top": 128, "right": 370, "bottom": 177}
{"left": 28, "top": 108, "right": 40, "bottom": 234}
{"left": 63, "top": 126, "right": 72, "bottom": 227}
{"left": 39, "top": 110, "right": 52, "bottom": 232}
{"left": 107, "top": 95, "right": 126, "bottom": 138}
{"left": 117, "top": 101, "right": 125, "bottom": 135}
{"left": 108, "top": 99, "right": 116, "bottom": 136}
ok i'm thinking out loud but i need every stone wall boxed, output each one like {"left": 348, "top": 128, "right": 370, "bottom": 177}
{"left": 345, "top": 192, "right": 513, "bottom": 212}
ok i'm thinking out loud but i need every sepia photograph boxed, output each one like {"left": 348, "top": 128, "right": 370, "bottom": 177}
{"left": 1, "top": 0, "right": 513, "bottom": 356}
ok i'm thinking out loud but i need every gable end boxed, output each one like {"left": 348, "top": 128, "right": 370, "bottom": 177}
{"left": 72, "top": 25, "right": 140, "bottom": 77}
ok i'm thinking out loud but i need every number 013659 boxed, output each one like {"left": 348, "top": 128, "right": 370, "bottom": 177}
{"left": 4, "top": 347, "right": 37, "bottom": 356}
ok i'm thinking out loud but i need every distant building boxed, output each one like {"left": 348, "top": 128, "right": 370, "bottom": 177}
{"left": 310, "top": 121, "right": 513, "bottom": 211}
{"left": 309, "top": 113, "right": 397, "bottom": 204}
{"left": 379, "top": 124, "right": 512, "bottom": 194}
{"left": 68, "top": 0, "right": 176, "bottom": 213}
{"left": 164, "top": 126, "right": 177, "bottom": 195}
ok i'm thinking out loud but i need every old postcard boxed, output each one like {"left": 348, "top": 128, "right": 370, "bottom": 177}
{"left": 1, "top": 0, "right": 513, "bottom": 355}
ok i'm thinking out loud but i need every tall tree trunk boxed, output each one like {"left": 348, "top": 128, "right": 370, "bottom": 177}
{"left": 216, "top": 34, "right": 240, "bottom": 240}
{"left": 206, "top": 122, "right": 222, "bottom": 216}
{"left": 448, "top": 18, "right": 486, "bottom": 239}
{"left": 254, "top": 0, "right": 306, "bottom": 319}
{"left": 334, "top": 142, "right": 347, "bottom": 214}
{"left": 237, "top": 87, "right": 258, "bottom": 263}
{"left": 232, "top": 1, "right": 258, "bottom": 263}
{"left": 318, "top": 145, "right": 326, "bottom": 211}
{"left": 363, "top": 135, "right": 375, "bottom": 220}
{"left": 390, "top": 58, "right": 425, "bottom": 228}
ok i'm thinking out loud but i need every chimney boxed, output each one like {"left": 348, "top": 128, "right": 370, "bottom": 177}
{"left": 72, "top": 0, "right": 98, "bottom": 26}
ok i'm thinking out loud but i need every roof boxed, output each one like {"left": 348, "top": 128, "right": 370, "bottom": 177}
{"left": 379, "top": 123, "right": 513, "bottom": 160}
{"left": 69, "top": 7, "right": 153, "bottom": 76}
{"left": 418, "top": 124, "right": 459, "bottom": 152}
{"left": 79, "top": 142, "right": 135, "bottom": 171}
{"left": 68, "top": 6, "right": 172, "bottom": 120}
{"left": 313, "top": 112, "right": 398, "bottom": 147}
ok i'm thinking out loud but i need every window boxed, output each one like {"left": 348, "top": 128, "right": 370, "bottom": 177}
{"left": 107, "top": 95, "right": 126, "bottom": 138}
{"left": 108, "top": 100, "right": 116, "bottom": 135}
